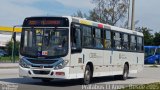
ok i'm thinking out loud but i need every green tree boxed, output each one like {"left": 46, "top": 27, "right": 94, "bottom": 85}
{"left": 72, "top": 10, "right": 88, "bottom": 19}
{"left": 89, "top": 0, "right": 129, "bottom": 25}
{"left": 73, "top": 0, "right": 130, "bottom": 27}
{"left": 153, "top": 32, "right": 160, "bottom": 46}
{"left": 140, "top": 27, "right": 154, "bottom": 45}
{"left": 6, "top": 41, "right": 20, "bottom": 56}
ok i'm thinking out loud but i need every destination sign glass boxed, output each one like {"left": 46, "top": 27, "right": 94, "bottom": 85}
{"left": 23, "top": 17, "right": 69, "bottom": 27}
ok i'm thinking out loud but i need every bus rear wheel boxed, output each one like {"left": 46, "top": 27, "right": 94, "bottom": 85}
{"left": 83, "top": 65, "right": 92, "bottom": 85}
{"left": 155, "top": 60, "right": 160, "bottom": 64}
{"left": 121, "top": 64, "right": 129, "bottom": 80}
{"left": 115, "top": 64, "right": 129, "bottom": 80}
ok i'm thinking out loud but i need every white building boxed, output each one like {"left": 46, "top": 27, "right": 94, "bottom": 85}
{"left": 0, "top": 31, "right": 20, "bottom": 47}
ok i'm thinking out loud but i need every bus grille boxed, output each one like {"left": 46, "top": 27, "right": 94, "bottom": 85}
{"left": 33, "top": 70, "right": 50, "bottom": 75}
{"left": 27, "top": 59, "right": 58, "bottom": 64}
{"left": 31, "top": 65, "right": 53, "bottom": 68}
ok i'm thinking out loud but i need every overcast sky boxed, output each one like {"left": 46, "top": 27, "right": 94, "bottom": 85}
{"left": 0, "top": 0, "right": 159, "bottom": 33}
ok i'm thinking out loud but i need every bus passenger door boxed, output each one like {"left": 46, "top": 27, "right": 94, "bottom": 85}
{"left": 70, "top": 24, "right": 84, "bottom": 78}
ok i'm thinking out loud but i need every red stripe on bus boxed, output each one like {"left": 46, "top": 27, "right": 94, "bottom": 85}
{"left": 98, "top": 24, "right": 103, "bottom": 28}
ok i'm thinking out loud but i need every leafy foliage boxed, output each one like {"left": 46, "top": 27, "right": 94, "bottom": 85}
{"left": 72, "top": 10, "right": 88, "bottom": 19}
{"left": 90, "top": 0, "right": 129, "bottom": 25}
{"left": 73, "top": 0, "right": 130, "bottom": 26}
{"left": 138, "top": 27, "right": 160, "bottom": 46}
{"left": 153, "top": 32, "right": 160, "bottom": 46}
{"left": 6, "top": 41, "right": 20, "bottom": 56}
{"left": 73, "top": 1, "right": 160, "bottom": 46}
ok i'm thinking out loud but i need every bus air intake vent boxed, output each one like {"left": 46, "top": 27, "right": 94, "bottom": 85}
{"left": 27, "top": 59, "right": 58, "bottom": 64}
{"left": 33, "top": 70, "right": 50, "bottom": 75}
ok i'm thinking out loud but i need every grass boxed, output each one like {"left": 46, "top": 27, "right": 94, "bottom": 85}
{"left": 119, "top": 82, "right": 160, "bottom": 90}
{"left": 0, "top": 56, "right": 19, "bottom": 63}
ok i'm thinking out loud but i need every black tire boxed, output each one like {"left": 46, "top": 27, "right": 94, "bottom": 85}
{"left": 115, "top": 64, "right": 129, "bottom": 80}
{"left": 41, "top": 79, "right": 52, "bottom": 82}
{"left": 121, "top": 64, "right": 129, "bottom": 80}
{"left": 83, "top": 65, "right": 92, "bottom": 85}
{"left": 155, "top": 60, "right": 160, "bottom": 65}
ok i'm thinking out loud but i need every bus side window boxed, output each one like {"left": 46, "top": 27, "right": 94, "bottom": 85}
{"left": 82, "top": 26, "right": 92, "bottom": 48}
{"left": 122, "top": 34, "right": 129, "bottom": 50}
{"left": 94, "top": 28, "right": 103, "bottom": 49}
{"left": 130, "top": 35, "right": 136, "bottom": 51}
{"left": 104, "top": 30, "right": 111, "bottom": 49}
{"left": 71, "top": 24, "right": 82, "bottom": 53}
{"left": 114, "top": 32, "right": 122, "bottom": 50}
{"left": 155, "top": 48, "right": 160, "bottom": 55}
{"left": 137, "top": 37, "right": 143, "bottom": 52}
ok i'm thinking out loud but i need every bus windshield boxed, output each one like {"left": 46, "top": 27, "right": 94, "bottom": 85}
{"left": 20, "top": 28, "right": 68, "bottom": 58}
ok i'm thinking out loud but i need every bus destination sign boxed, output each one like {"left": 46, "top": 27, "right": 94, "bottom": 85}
{"left": 23, "top": 17, "right": 69, "bottom": 27}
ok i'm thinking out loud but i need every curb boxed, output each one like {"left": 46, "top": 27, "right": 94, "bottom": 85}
{"left": 144, "top": 65, "right": 160, "bottom": 68}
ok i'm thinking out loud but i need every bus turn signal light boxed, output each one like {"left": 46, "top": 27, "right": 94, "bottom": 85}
{"left": 55, "top": 72, "right": 65, "bottom": 76}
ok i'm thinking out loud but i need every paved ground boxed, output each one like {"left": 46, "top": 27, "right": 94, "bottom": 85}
{"left": 0, "top": 66, "right": 160, "bottom": 90}
{"left": 0, "top": 63, "right": 18, "bottom": 68}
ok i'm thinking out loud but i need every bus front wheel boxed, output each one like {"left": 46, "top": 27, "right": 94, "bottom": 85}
{"left": 83, "top": 65, "right": 92, "bottom": 85}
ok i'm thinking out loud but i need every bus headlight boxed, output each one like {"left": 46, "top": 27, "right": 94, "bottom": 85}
{"left": 54, "top": 60, "right": 69, "bottom": 70}
{"left": 19, "top": 58, "right": 31, "bottom": 68}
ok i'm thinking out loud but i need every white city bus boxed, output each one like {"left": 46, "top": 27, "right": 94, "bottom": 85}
{"left": 19, "top": 16, "right": 144, "bottom": 84}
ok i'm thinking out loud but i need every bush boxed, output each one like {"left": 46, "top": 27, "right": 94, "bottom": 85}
{"left": 6, "top": 41, "right": 20, "bottom": 56}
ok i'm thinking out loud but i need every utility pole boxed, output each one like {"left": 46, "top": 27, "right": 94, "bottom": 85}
{"left": 127, "top": 0, "right": 130, "bottom": 29}
{"left": 131, "top": 0, "right": 135, "bottom": 30}
{"left": 12, "top": 25, "right": 21, "bottom": 63}
{"left": 12, "top": 26, "right": 16, "bottom": 63}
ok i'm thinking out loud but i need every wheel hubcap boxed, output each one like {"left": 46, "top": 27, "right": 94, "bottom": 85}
{"left": 124, "top": 68, "right": 128, "bottom": 78}
{"left": 85, "top": 70, "right": 90, "bottom": 82}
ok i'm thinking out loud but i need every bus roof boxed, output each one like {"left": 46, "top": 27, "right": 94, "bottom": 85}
{"left": 23, "top": 16, "right": 143, "bottom": 37}
{"left": 71, "top": 16, "right": 143, "bottom": 37}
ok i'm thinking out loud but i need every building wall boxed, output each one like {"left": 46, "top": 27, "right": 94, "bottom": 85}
{"left": 0, "top": 31, "right": 20, "bottom": 47}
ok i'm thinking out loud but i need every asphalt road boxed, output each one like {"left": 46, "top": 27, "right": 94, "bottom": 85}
{"left": 0, "top": 67, "right": 160, "bottom": 90}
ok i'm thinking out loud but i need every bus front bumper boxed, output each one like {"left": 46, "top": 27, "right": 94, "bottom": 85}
{"left": 19, "top": 66, "right": 69, "bottom": 79}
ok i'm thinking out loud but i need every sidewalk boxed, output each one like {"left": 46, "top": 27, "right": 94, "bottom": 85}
{"left": 144, "top": 64, "right": 160, "bottom": 68}
{"left": 0, "top": 63, "right": 18, "bottom": 68}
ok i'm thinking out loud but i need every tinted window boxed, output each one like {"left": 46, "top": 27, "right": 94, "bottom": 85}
{"left": 82, "top": 26, "right": 92, "bottom": 47}
{"left": 94, "top": 28, "right": 103, "bottom": 49}
{"left": 137, "top": 37, "right": 143, "bottom": 51}
{"left": 113, "top": 32, "right": 122, "bottom": 49}
{"left": 71, "top": 27, "right": 82, "bottom": 50}
{"left": 104, "top": 30, "right": 111, "bottom": 49}
{"left": 130, "top": 35, "right": 136, "bottom": 51}
{"left": 122, "top": 34, "right": 129, "bottom": 50}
